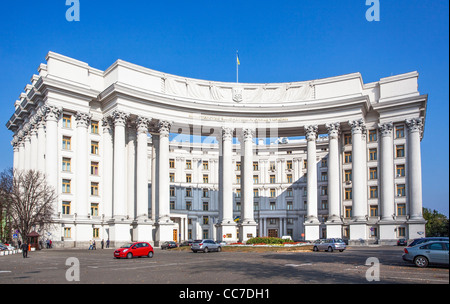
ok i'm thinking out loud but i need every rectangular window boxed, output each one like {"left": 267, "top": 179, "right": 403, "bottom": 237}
{"left": 321, "top": 200, "right": 328, "bottom": 210}
{"left": 369, "top": 167, "right": 378, "bottom": 180}
{"left": 345, "top": 206, "right": 352, "bottom": 218}
{"left": 169, "top": 159, "right": 175, "bottom": 168}
{"left": 186, "top": 160, "right": 192, "bottom": 169}
{"left": 253, "top": 162, "right": 259, "bottom": 171}
{"left": 395, "top": 126, "right": 405, "bottom": 138}
{"left": 369, "top": 148, "right": 377, "bottom": 161}
{"left": 202, "top": 161, "right": 209, "bottom": 170}
{"left": 344, "top": 134, "right": 352, "bottom": 145}
{"left": 398, "top": 227, "right": 406, "bottom": 237}
{"left": 270, "top": 188, "right": 276, "bottom": 198}
{"left": 345, "top": 170, "right": 352, "bottom": 182}
{"left": 93, "top": 228, "right": 99, "bottom": 238}
{"left": 287, "top": 174, "right": 293, "bottom": 183}
{"left": 370, "top": 205, "right": 378, "bottom": 217}
{"left": 203, "top": 201, "right": 209, "bottom": 211}
{"left": 186, "top": 201, "right": 192, "bottom": 210}
{"left": 236, "top": 162, "right": 241, "bottom": 171}
{"left": 62, "top": 158, "right": 71, "bottom": 172}
{"left": 236, "top": 189, "right": 241, "bottom": 198}
{"left": 62, "top": 136, "right": 71, "bottom": 150}
{"left": 170, "top": 201, "right": 175, "bottom": 209}
{"left": 91, "top": 141, "right": 99, "bottom": 155}
{"left": 397, "top": 184, "right": 405, "bottom": 197}
{"left": 370, "top": 186, "right": 378, "bottom": 199}
{"left": 169, "top": 172, "right": 175, "bottom": 182}
{"left": 62, "top": 114, "right": 72, "bottom": 128}
{"left": 203, "top": 216, "right": 209, "bottom": 225}
{"left": 286, "top": 161, "right": 292, "bottom": 170}
{"left": 396, "top": 145, "right": 405, "bottom": 158}
{"left": 321, "top": 158, "right": 327, "bottom": 167}
{"left": 253, "top": 189, "right": 259, "bottom": 198}
{"left": 270, "top": 175, "right": 276, "bottom": 184}
{"left": 203, "top": 174, "right": 209, "bottom": 183}
{"left": 186, "top": 174, "right": 192, "bottom": 183}
{"left": 345, "top": 188, "right": 352, "bottom": 200}
{"left": 202, "top": 229, "right": 209, "bottom": 239}
{"left": 185, "top": 188, "right": 192, "bottom": 197}
{"left": 91, "top": 182, "right": 99, "bottom": 196}
{"left": 236, "top": 175, "right": 241, "bottom": 184}
{"left": 91, "top": 203, "right": 99, "bottom": 216}
{"left": 286, "top": 188, "right": 293, "bottom": 197}
{"left": 64, "top": 228, "right": 71, "bottom": 238}
{"left": 287, "top": 201, "right": 293, "bottom": 210}
{"left": 62, "top": 201, "right": 71, "bottom": 215}
{"left": 270, "top": 202, "right": 276, "bottom": 210}
{"left": 303, "top": 160, "right": 307, "bottom": 169}
{"left": 396, "top": 164, "right": 405, "bottom": 177}
{"left": 170, "top": 186, "right": 175, "bottom": 197}
{"left": 397, "top": 203, "right": 406, "bottom": 216}
{"left": 321, "top": 186, "right": 328, "bottom": 196}
{"left": 253, "top": 175, "right": 259, "bottom": 184}
{"left": 202, "top": 188, "right": 209, "bottom": 198}
{"left": 90, "top": 162, "right": 99, "bottom": 175}
{"left": 62, "top": 179, "right": 71, "bottom": 193}
{"left": 269, "top": 162, "right": 275, "bottom": 171}
{"left": 91, "top": 121, "right": 99, "bottom": 134}
{"left": 320, "top": 172, "right": 327, "bottom": 181}
{"left": 344, "top": 152, "right": 352, "bottom": 163}
{"left": 368, "top": 130, "right": 377, "bottom": 142}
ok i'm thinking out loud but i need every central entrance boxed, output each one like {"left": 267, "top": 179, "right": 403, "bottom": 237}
{"left": 268, "top": 229, "right": 278, "bottom": 238}
{"left": 173, "top": 229, "right": 178, "bottom": 243}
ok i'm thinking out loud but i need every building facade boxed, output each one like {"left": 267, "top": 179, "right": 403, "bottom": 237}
{"left": 6, "top": 52, "right": 428, "bottom": 247}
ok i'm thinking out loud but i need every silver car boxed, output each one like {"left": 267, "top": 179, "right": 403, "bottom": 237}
{"left": 191, "top": 239, "right": 222, "bottom": 253}
{"left": 402, "top": 241, "right": 449, "bottom": 268}
{"left": 313, "top": 238, "right": 346, "bottom": 252}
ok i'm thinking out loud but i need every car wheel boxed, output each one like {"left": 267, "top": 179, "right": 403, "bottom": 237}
{"left": 414, "top": 256, "right": 429, "bottom": 268}
{"left": 148, "top": 251, "right": 154, "bottom": 258}
{"left": 192, "top": 250, "right": 197, "bottom": 253}
{"left": 204, "top": 247, "right": 209, "bottom": 253}
{"left": 313, "top": 246, "right": 318, "bottom": 252}
{"left": 217, "top": 246, "right": 222, "bottom": 252}
{"left": 339, "top": 250, "right": 344, "bottom": 252}
{"left": 328, "top": 246, "right": 334, "bottom": 252}
{"left": 127, "top": 252, "right": 133, "bottom": 259}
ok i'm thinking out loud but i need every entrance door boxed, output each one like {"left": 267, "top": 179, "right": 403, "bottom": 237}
{"left": 268, "top": 229, "right": 278, "bottom": 238}
{"left": 173, "top": 229, "right": 178, "bottom": 243}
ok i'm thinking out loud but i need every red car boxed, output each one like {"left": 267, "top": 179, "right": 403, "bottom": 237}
{"left": 114, "top": 242, "right": 154, "bottom": 259}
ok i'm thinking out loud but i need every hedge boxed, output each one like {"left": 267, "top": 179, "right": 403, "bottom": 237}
{"left": 246, "top": 237, "right": 295, "bottom": 245}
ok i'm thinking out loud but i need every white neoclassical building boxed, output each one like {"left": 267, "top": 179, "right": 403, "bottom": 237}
{"left": 6, "top": 52, "right": 428, "bottom": 247}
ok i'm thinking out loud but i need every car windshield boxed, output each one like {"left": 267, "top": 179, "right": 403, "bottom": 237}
{"left": 120, "top": 243, "right": 134, "bottom": 248}
{"left": 335, "top": 239, "right": 344, "bottom": 243}
{"left": 193, "top": 240, "right": 202, "bottom": 243}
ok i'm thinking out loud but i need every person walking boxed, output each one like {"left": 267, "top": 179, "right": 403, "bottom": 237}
{"left": 106, "top": 239, "right": 110, "bottom": 248}
{"left": 21, "top": 241, "right": 28, "bottom": 258}
{"left": 88, "top": 240, "right": 93, "bottom": 250}
{"left": 101, "top": 239, "right": 104, "bottom": 249}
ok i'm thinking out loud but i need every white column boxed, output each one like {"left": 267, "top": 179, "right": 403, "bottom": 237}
{"left": 378, "top": 122, "right": 395, "bottom": 221}
{"left": 127, "top": 124, "right": 136, "bottom": 219}
{"left": 44, "top": 105, "right": 61, "bottom": 191}
{"left": 136, "top": 116, "right": 150, "bottom": 219}
{"left": 30, "top": 124, "right": 38, "bottom": 171}
{"left": 349, "top": 119, "right": 367, "bottom": 221}
{"left": 18, "top": 135, "right": 25, "bottom": 171}
{"left": 24, "top": 131, "right": 31, "bottom": 171}
{"left": 406, "top": 118, "right": 424, "bottom": 220}
{"left": 102, "top": 117, "right": 113, "bottom": 220}
{"left": 155, "top": 120, "right": 174, "bottom": 244}
{"left": 305, "top": 125, "right": 319, "bottom": 223}
{"left": 304, "top": 125, "right": 320, "bottom": 241}
{"left": 326, "top": 122, "right": 341, "bottom": 221}
{"left": 218, "top": 126, "right": 237, "bottom": 242}
{"left": 12, "top": 137, "right": 19, "bottom": 170}
{"left": 75, "top": 111, "right": 91, "bottom": 219}
{"left": 112, "top": 110, "right": 129, "bottom": 219}
{"left": 239, "top": 128, "right": 257, "bottom": 242}
{"left": 36, "top": 113, "right": 46, "bottom": 173}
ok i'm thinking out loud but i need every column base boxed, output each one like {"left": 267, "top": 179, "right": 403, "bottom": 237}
{"left": 132, "top": 219, "right": 154, "bottom": 243}
{"left": 155, "top": 220, "right": 175, "bottom": 247}
{"left": 217, "top": 221, "right": 238, "bottom": 243}
{"left": 239, "top": 222, "right": 258, "bottom": 243}
{"left": 304, "top": 223, "right": 320, "bottom": 241}
{"left": 108, "top": 219, "right": 132, "bottom": 248}
{"left": 407, "top": 219, "right": 427, "bottom": 239}
{"left": 325, "top": 221, "right": 343, "bottom": 239}
{"left": 349, "top": 222, "right": 368, "bottom": 245}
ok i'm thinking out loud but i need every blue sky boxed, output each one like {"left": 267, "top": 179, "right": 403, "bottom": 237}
{"left": 0, "top": 1, "right": 448, "bottom": 215}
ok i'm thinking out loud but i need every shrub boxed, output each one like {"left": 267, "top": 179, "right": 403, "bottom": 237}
{"left": 246, "top": 237, "right": 295, "bottom": 245}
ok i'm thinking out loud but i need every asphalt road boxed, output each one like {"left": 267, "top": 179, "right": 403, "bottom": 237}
{"left": 0, "top": 246, "right": 448, "bottom": 285}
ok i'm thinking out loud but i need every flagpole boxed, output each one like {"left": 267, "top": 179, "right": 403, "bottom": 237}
{"left": 236, "top": 50, "right": 239, "bottom": 83}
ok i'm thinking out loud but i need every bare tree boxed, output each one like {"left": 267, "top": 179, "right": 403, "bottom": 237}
{"left": 0, "top": 168, "right": 13, "bottom": 241}
{"left": 2, "top": 169, "right": 57, "bottom": 242}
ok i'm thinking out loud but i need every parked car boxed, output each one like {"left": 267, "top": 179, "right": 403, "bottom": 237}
{"left": 191, "top": 239, "right": 222, "bottom": 253}
{"left": 161, "top": 241, "right": 178, "bottom": 250}
{"left": 407, "top": 237, "right": 449, "bottom": 247}
{"left": 114, "top": 242, "right": 154, "bottom": 259}
{"left": 397, "top": 238, "right": 408, "bottom": 246}
{"left": 0, "top": 244, "right": 8, "bottom": 251}
{"left": 179, "top": 241, "right": 192, "bottom": 247}
{"left": 0, "top": 243, "right": 14, "bottom": 250}
{"left": 402, "top": 241, "right": 449, "bottom": 268}
{"left": 313, "top": 238, "right": 346, "bottom": 252}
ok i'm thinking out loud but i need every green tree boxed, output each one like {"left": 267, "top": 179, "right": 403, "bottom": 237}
{"left": 423, "top": 208, "right": 449, "bottom": 237}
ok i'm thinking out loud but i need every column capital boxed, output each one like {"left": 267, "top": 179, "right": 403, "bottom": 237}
{"left": 305, "top": 125, "right": 318, "bottom": 141}
{"left": 348, "top": 119, "right": 366, "bottom": 135}
{"left": 101, "top": 117, "right": 113, "bottom": 132}
{"left": 325, "top": 122, "right": 340, "bottom": 138}
{"left": 378, "top": 122, "right": 394, "bottom": 137}
{"left": 158, "top": 120, "right": 172, "bottom": 138}
{"left": 75, "top": 111, "right": 92, "bottom": 128}
{"left": 221, "top": 126, "right": 234, "bottom": 141}
{"left": 111, "top": 110, "right": 130, "bottom": 127}
{"left": 239, "top": 127, "right": 255, "bottom": 142}
{"left": 136, "top": 116, "right": 151, "bottom": 134}
{"left": 405, "top": 118, "right": 423, "bottom": 133}
{"left": 43, "top": 104, "right": 62, "bottom": 122}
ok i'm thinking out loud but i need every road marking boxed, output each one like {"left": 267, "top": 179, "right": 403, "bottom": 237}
{"left": 0, "top": 271, "right": 12, "bottom": 273}
{"left": 285, "top": 263, "right": 313, "bottom": 267}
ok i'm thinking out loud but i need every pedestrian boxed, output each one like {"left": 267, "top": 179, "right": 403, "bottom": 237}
{"left": 21, "top": 242, "right": 28, "bottom": 258}
{"left": 49, "top": 239, "right": 52, "bottom": 248}
{"left": 93, "top": 240, "right": 96, "bottom": 250}
{"left": 101, "top": 239, "right": 104, "bottom": 249}
{"left": 106, "top": 239, "right": 110, "bottom": 248}
{"left": 88, "top": 240, "right": 93, "bottom": 250}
